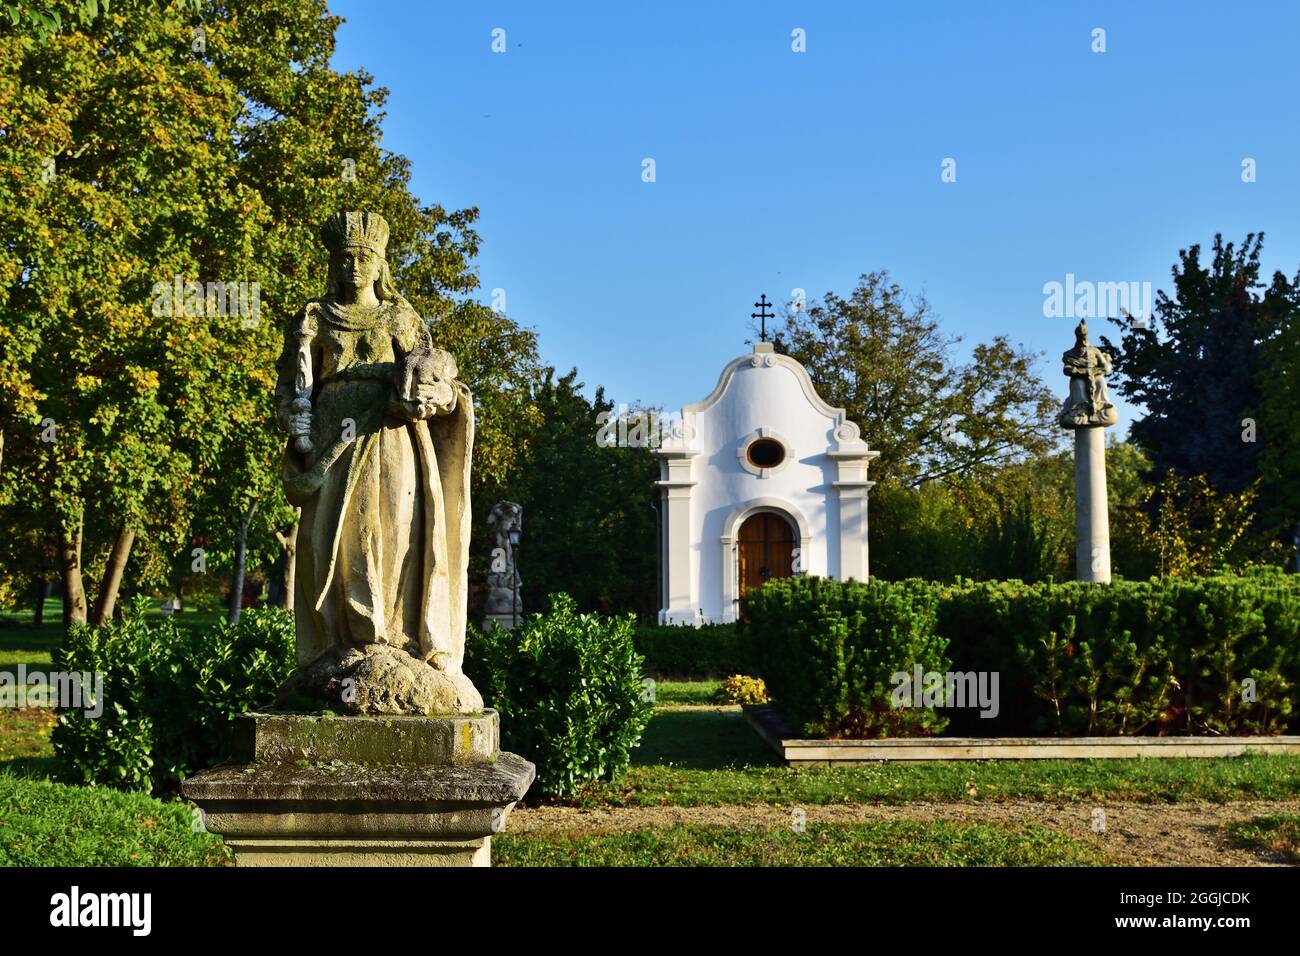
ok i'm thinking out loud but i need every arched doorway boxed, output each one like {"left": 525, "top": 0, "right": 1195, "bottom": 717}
{"left": 737, "top": 511, "right": 796, "bottom": 598}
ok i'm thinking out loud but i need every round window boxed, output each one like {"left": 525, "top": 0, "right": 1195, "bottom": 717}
{"left": 746, "top": 438, "right": 786, "bottom": 469}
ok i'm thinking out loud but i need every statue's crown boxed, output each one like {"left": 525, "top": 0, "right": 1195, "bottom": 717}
{"left": 321, "top": 211, "right": 390, "bottom": 255}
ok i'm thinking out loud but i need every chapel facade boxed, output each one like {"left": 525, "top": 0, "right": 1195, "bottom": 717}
{"left": 653, "top": 341, "right": 878, "bottom": 625}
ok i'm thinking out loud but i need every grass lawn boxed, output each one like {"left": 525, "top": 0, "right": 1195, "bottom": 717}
{"left": 0, "top": 774, "right": 228, "bottom": 866}
{"left": 652, "top": 680, "right": 721, "bottom": 706}
{"left": 1227, "top": 814, "right": 1300, "bottom": 864}
{"left": 495, "top": 820, "right": 1102, "bottom": 866}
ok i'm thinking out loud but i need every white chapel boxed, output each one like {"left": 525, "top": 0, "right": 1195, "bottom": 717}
{"left": 653, "top": 340, "right": 879, "bottom": 625}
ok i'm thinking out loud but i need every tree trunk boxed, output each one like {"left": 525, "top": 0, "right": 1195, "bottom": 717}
{"left": 274, "top": 510, "right": 300, "bottom": 613}
{"left": 58, "top": 516, "right": 88, "bottom": 629}
{"left": 91, "top": 528, "right": 136, "bottom": 626}
{"left": 228, "top": 502, "right": 259, "bottom": 625}
{"left": 32, "top": 579, "right": 51, "bottom": 626}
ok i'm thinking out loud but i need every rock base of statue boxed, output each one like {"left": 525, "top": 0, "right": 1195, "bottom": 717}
{"left": 181, "top": 710, "right": 534, "bottom": 867}
{"left": 275, "top": 643, "right": 484, "bottom": 716}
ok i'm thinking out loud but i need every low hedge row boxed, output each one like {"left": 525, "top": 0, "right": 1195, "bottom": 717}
{"left": 52, "top": 598, "right": 295, "bottom": 793}
{"left": 632, "top": 623, "right": 755, "bottom": 677}
{"left": 745, "top": 571, "right": 1300, "bottom": 739}
{"left": 53, "top": 593, "right": 654, "bottom": 802}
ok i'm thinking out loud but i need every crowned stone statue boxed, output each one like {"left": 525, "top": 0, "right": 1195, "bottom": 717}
{"left": 273, "top": 211, "right": 482, "bottom": 715}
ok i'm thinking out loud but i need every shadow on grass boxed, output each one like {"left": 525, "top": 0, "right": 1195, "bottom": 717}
{"left": 0, "top": 755, "right": 59, "bottom": 780}
{"left": 632, "top": 708, "right": 779, "bottom": 770}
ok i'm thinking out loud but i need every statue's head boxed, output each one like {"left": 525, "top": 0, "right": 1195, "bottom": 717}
{"left": 487, "top": 501, "right": 523, "bottom": 535}
{"left": 321, "top": 211, "right": 398, "bottom": 301}
{"left": 1074, "top": 319, "right": 1089, "bottom": 348}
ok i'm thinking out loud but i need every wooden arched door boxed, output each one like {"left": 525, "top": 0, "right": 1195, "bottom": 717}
{"left": 737, "top": 511, "right": 795, "bottom": 598}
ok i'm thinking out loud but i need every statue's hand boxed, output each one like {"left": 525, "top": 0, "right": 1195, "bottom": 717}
{"left": 414, "top": 380, "right": 456, "bottom": 415}
{"left": 287, "top": 410, "right": 312, "bottom": 437}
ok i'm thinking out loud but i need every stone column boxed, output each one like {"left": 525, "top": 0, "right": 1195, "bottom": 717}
{"left": 654, "top": 448, "right": 699, "bottom": 625}
{"left": 1073, "top": 426, "right": 1111, "bottom": 582}
{"left": 828, "top": 422, "right": 879, "bottom": 581}
{"left": 1058, "top": 320, "right": 1117, "bottom": 583}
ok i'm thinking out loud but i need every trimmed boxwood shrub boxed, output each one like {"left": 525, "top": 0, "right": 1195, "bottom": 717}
{"left": 633, "top": 622, "right": 756, "bottom": 677}
{"left": 466, "top": 593, "right": 653, "bottom": 799}
{"left": 52, "top": 597, "right": 295, "bottom": 793}
{"left": 748, "top": 571, "right": 1300, "bottom": 739}
{"left": 745, "top": 576, "right": 951, "bottom": 738}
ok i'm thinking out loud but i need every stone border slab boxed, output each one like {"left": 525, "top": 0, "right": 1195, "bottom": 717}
{"left": 743, "top": 705, "right": 1300, "bottom": 765}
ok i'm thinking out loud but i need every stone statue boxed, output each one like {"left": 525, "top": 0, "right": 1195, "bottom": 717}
{"left": 483, "top": 501, "right": 523, "bottom": 629}
{"left": 272, "top": 211, "right": 482, "bottom": 715}
{"left": 1058, "top": 320, "right": 1118, "bottom": 428}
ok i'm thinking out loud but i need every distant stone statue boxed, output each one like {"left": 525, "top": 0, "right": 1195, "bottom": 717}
{"left": 273, "top": 210, "right": 482, "bottom": 715}
{"left": 1058, "top": 319, "right": 1117, "bottom": 583}
{"left": 483, "top": 501, "right": 523, "bottom": 629}
{"left": 1059, "top": 320, "right": 1118, "bottom": 428}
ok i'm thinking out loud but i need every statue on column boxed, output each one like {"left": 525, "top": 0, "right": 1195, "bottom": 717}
{"left": 272, "top": 210, "right": 483, "bottom": 715}
{"left": 1059, "top": 319, "right": 1117, "bottom": 583}
{"left": 483, "top": 501, "right": 523, "bottom": 630}
{"left": 1058, "top": 320, "right": 1118, "bottom": 427}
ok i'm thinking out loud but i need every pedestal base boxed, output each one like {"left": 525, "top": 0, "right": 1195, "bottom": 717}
{"left": 182, "top": 710, "right": 534, "bottom": 867}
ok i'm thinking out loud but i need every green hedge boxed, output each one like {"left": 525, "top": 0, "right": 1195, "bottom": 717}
{"left": 745, "top": 577, "right": 951, "bottom": 737}
{"left": 466, "top": 594, "right": 654, "bottom": 799}
{"left": 940, "top": 572, "right": 1300, "bottom": 737}
{"left": 51, "top": 597, "right": 295, "bottom": 793}
{"left": 632, "top": 623, "right": 755, "bottom": 677}
{"left": 746, "top": 571, "right": 1300, "bottom": 739}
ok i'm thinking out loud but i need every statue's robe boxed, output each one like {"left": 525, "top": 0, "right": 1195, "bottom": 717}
{"left": 274, "top": 298, "right": 473, "bottom": 672}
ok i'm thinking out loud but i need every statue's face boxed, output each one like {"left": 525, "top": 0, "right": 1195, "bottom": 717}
{"left": 335, "top": 246, "right": 383, "bottom": 291}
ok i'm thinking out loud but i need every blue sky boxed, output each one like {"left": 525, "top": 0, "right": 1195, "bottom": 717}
{"left": 330, "top": 0, "right": 1300, "bottom": 433}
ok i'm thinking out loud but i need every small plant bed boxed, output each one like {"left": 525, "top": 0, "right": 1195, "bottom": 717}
{"left": 746, "top": 704, "right": 1300, "bottom": 765}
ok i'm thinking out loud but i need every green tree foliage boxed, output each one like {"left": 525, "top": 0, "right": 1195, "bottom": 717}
{"left": 1101, "top": 234, "right": 1298, "bottom": 556}
{"left": 770, "top": 270, "right": 1058, "bottom": 486}
{"left": 484, "top": 369, "right": 658, "bottom": 619}
{"left": 0, "top": 1, "right": 542, "bottom": 621}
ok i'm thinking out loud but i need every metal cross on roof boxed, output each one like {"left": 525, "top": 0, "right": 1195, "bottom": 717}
{"left": 752, "top": 294, "right": 774, "bottom": 342}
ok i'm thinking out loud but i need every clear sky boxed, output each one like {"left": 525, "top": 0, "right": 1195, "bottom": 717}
{"left": 330, "top": 0, "right": 1300, "bottom": 432}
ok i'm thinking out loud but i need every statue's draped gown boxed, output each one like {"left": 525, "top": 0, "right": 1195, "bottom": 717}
{"left": 275, "top": 299, "right": 473, "bottom": 671}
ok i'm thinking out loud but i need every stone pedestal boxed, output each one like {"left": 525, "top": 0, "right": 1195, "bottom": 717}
{"left": 181, "top": 710, "right": 534, "bottom": 867}
{"left": 1074, "top": 426, "right": 1111, "bottom": 583}
{"left": 482, "top": 611, "right": 519, "bottom": 631}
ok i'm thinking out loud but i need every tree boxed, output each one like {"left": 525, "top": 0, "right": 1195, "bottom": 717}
{"left": 489, "top": 369, "right": 658, "bottom": 619}
{"left": 1101, "top": 234, "right": 1293, "bottom": 496}
{"left": 0, "top": 0, "right": 543, "bottom": 624}
{"left": 770, "top": 271, "right": 1058, "bottom": 487}
{"left": 0, "top": 0, "right": 275, "bottom": 624}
